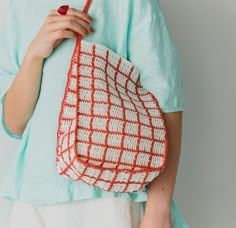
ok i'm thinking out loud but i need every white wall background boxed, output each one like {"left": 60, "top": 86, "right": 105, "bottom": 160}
{"left": 0, "top": 0, "right": 236, "bottom": 227}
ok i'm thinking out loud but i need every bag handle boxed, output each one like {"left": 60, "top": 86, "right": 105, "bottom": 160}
{"left": 83, "top": 0, "right": 92, "bottom": 14}
{"left": 76, "top": 0, "right": 92, "bottom": 40}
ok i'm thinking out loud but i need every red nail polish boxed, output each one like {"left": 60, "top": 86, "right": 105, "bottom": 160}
{"left": 57, "top": 5, "right": 69, "bottom": 15}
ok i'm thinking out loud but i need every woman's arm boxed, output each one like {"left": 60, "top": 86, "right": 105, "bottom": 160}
{"left": 140, "top": 112, "right": 183, "bottom": 228}
{"left": 3, "top": 8, "right": 93, "bottom": 136}
{"left": 4, "top": 53, "right": 43, "bottom": 135}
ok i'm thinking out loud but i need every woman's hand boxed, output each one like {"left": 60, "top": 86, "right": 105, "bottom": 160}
{"left": 4, "top": 7, "right": 94, "bottom": 135}
{"left": 139, "top": 212, "right": 173, "bottom": 228}
{"left": 28, "top": 7, "right": 93, "bottom": 60}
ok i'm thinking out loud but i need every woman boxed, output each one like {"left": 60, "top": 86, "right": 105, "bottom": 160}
{"left": 0, "top": 0, "right": 188, "bottom": 227}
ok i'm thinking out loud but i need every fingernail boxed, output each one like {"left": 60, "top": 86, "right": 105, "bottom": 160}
{"left": 57, "top": 5, "right": 69, "bottom": 15}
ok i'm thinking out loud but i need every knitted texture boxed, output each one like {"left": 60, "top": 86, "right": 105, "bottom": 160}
{"left": 56, "top": 38, "right": 168, "bottom": 193}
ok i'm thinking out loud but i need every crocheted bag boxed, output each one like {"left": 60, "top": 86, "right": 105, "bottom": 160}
{"left": 56, "top": 0, "right": 168, "bottom": 193}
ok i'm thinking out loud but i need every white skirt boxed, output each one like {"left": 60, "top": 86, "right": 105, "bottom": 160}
{"left": 9, "top": 198, "right": 145, "bottom": 228}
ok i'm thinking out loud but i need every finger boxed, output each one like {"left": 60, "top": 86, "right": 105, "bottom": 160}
{"left": 49, "top": 8, "right": 93, "bottom": 23}
{"left": 48, "top": 20, "right": 90, "bottom": 36}
{"left": 53, "top": 39, "right": 64, "bottom": 48}
{"left": 67, "top": 8, "right": 93, "bottom": 23}
{"left": 70, "top": 17, "right": 94, "bottom": 33}
{"left": 53, "top": 38, "right": 65, "bottom": 48}
{"left": 47, "top": 15, "right": 93, "bottom": 33}
{"left": 48, "top": 9, "right": 58, "bottom": 16}
{"left": 50, "top": 30, "right": 77, "bottom": 41}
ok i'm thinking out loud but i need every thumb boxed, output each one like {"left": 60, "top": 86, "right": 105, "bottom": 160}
{"left": 53, "top": 38, "right": 64, "bottom": 48}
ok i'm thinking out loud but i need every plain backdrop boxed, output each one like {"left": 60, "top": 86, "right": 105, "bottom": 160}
{"left": 0, "top": 0, "right": 236, "bottom": 227}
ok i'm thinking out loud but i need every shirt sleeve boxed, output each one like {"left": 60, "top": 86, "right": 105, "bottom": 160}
{"left": 127, "top": 0, "right": 184, "bottom": 113}
{"left": 0, "top": 0, "right": 22, "bottom": 139}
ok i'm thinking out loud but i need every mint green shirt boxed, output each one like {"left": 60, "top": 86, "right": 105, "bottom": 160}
{"left": 0, "top": 0, "right": 187, "bottom": 227}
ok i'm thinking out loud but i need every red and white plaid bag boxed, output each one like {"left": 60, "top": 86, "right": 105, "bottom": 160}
{"left": 56, "top": 0, "right": 168, "bottom": 193}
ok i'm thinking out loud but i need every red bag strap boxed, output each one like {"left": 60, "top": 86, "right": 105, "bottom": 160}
{"left": 83, "top": 0, "right": 92, "bottom": 14}
{"left": 76, "top": 0, "right": 92, "bottom": 41}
